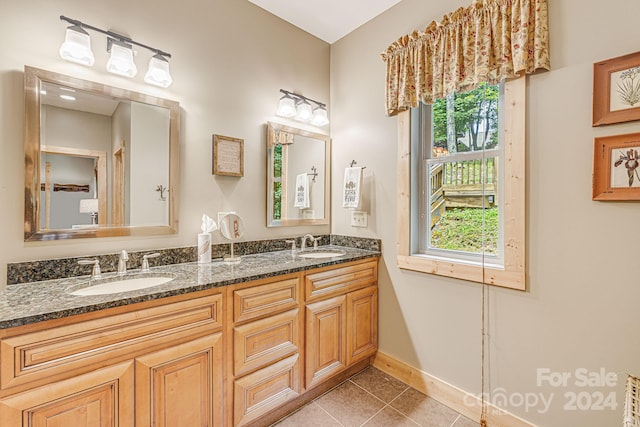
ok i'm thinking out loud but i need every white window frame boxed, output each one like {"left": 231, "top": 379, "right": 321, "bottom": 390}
{"left": 397, "top": 76, "right": 525, "bottom": 290}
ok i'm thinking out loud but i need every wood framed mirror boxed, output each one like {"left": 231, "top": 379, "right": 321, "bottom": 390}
{"left": 24, "top": 66, "right": 180, "bottom": 241}
{"left": 266, "top": 122, "right": 330, "bottom": 227}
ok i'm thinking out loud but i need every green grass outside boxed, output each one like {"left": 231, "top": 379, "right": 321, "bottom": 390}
{"left": 430, "top": 207, "right": 498, "bottom": 254}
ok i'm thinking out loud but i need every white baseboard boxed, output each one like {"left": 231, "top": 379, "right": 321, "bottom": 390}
{"left": 372, "top": 351, "right": 537, "bottom": 427}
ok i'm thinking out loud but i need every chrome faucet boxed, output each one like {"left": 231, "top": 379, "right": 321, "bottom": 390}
{"left": 117, "top": 250, "right": 129, "bottom": 275}
{"left": 78, "top": 258, "right": 102, "bottom": 280}
{"left": 141, "top": 253, "right": 161, "bottom": 273}
{"left": 285, "top": 239, "right": 297, "bottom": 254}
{"left": 300, "top": 234, "right": 318, "bottom": 251}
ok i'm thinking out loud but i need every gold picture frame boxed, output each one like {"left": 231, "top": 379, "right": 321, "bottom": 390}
{"left": 593, "top": 51, "right": 640, "bottom": 126}
{"left": 593, "top": 132, "right": 640, "bottom": 200}
{"left": 212, "top": 134, "right": 244, "bottom": 177}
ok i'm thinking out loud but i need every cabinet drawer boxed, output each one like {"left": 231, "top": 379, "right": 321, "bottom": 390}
{"left": 233, "top": 276, "right": 300, "bottom": 323}
{"left": 305, "top": 259, "right": 377, "bottom": 302}
{"left": 233, "top": 309, "right": 300, "bottom": 377}
{"left": 233, "top": 354, "right": 300, "bottom": 427}
{"left": 1, "top": 294, "right": 222, "bottom": 391}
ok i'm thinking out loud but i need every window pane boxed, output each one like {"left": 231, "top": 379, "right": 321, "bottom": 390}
{"left": 431, "top": 83, "right": 499, "bottom": 157}
{"left": 428, "top": 156, "right": 499, "bottom": 255}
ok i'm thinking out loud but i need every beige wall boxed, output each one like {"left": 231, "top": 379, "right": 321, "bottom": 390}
{"left": 0, "top": 0, "right": 329, "bottom": 285}
{"left": 4, "top": 0, "right": 640, "bottom": 425}
{"left": 330, "top": 0, "right": 640, "bottom": 425}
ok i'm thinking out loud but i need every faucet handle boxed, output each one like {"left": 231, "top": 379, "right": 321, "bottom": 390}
{"left": 141, "top": 253, "right": 161, "bottom": 273}
{"left": 78, "top": 259, "right": 102, "bottom": 280}
{"left": 312, "top": 236, "right": 321, "bottom": 249}
{"left": 120, "top": 250, "right": 129, "bottom": 260}
{"left": 285, "top": 239, "right": 297, "bottom": 253}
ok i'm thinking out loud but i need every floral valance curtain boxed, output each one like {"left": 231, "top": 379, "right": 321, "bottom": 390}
{"left": 380, "top": 0, "right": 550, "bottom": 116}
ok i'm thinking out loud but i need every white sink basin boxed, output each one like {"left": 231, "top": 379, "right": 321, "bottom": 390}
{"left": 298, "top": 251, "right": 346, "bottom": 259}
{"left": 71, "top": 276, "right": 174, "bottom": 296}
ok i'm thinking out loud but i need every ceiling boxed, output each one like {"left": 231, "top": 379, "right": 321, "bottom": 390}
{"left": 248, "top": 0, "right": 402, "bottom": 44}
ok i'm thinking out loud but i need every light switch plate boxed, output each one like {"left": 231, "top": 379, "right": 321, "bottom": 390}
{"left": 351, "top": 211, "right": 368, "bottom": 227}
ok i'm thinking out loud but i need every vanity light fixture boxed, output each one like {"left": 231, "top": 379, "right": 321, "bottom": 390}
{"left": 59, "top": 24, "right": 95, "bottom": 66}
{"left": 106, "top": 39, "right": 137, "bottom": 78}
{"left": 276, "top": 92, "right": 296, "bottom": 118}
{"left": 144, "top": 53, "right": 173, "bottom": 88}
{"left": 58, "top": 15, "right": 173, "bottom": 87}
{"left": 295, "top": 99, "right": 313, "bottom": 122}
{"left": 276, "top": 89, "right": 329, "bottom": 127}
{"left": 310, "top": 105, "right": 329, "bottom": 127}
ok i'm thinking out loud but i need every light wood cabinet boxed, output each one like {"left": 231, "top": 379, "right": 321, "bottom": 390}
{"left": 0, "top": 361, "right": 134, "bottom": 427}
{"left": 305, "top": 295, "right": 347, "bottom": 389}
{"left": 233, "top": 354, "right": 301, "bottom": 426}
{"left": 0, "top": 256, "right": 378, "bottom": 427}
{"left": 304, "top": 260, "right": 379, "bottom": 391}
{"left": 227, "top": 274, "right": 303, "bottom": 426}
{"left": 0, "top": 291, "right": 224, "bottom": 427}
{"left": 346, "top": 285, "right": 378, "bottom": 367}
{"left": 136, "top": 333, "right": 223, "bottom": 427}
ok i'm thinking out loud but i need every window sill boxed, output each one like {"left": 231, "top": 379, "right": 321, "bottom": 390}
{"left": 397, "top": 254, "right": 524, "bottom": 290}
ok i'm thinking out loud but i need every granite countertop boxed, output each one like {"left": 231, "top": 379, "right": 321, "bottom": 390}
{"left": 0, "top": 246, "right": 379, "bottom": 329}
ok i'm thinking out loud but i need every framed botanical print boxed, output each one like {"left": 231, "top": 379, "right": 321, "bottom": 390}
{"left": 593, "top": 51, "right": 640, "bottom": 126}
{"left": 593, "top": 132, "right": 640, "bottom": 200}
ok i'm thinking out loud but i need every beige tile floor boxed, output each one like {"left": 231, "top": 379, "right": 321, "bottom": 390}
{"left": 272, "top": 367, "right": 480, "bottom": 427}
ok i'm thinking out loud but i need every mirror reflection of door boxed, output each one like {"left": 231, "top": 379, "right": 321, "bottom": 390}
{"left": 113, "top": 144, "right": 125, "bottom": 226}
{"left": 40, "top": 146, "right": 106, "bottom": 229}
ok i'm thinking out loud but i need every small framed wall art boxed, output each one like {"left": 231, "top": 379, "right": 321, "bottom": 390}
{"left": 593, "top": 51, "right": 640, "bottom": 126}
{"left": 593, "top": 132, "right": 640, "bottom": 201}
{"left": 212, "top": 134, "right": 244, "bottom": 177}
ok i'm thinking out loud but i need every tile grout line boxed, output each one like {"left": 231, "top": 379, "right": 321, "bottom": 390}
{"left": 385, "top": 388, "right": 424, "bottom": 427}
{"left": 450, "top": 414, "right": 462, "bottom": 427}
{"left": 343, "top": 379, "right": 391, "bottom": 426}
{"left": 348, "top": 379, "right": 423, "bottom": 427}
{"left": 311, "top": 400, "right": 346, "bottom": 427}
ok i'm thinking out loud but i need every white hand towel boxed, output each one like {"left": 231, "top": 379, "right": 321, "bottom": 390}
{"left": 343, "top": 167, "right": 362, "bottom": 208}
{"left": 294, "top": 173, "right": 310, "bottom": 209}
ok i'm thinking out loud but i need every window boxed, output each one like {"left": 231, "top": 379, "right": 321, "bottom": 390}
{"left": 397, "top": 77, "right": 525, "bottom": 290}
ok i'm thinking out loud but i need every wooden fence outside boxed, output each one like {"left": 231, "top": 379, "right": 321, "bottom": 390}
{"left": 430, "top": 158, "right": 498, "bottom": 227}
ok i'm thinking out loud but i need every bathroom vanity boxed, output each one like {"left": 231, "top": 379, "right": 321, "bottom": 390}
{"left": 0, "top": 248, "right": 378, "bottom": 427}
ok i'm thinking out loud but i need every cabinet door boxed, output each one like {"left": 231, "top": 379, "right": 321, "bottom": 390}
{"left": 346, "top": 286, "right": 378, "bottom": 367}
{"left": 305, "top": 295, "right": 346, "bottom": 390}
{"left": 135, "top": 333, "right": 223, "bottom": 427}
{"left": 0, "top": 361, "right": 134, "bottom": 427}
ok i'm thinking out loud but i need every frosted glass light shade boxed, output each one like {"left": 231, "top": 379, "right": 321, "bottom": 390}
{"left": 106, "top": 41, "right": 137, "bottom": 77}
{"left": 310, "top": 107, "right": 329, "bottom": 126}
{"left": 295, "top": 100, "right": 313, "bottom": 122}
{"left": 144, "top": 54, "right": 173, "bottom": 88}
{"left": 59, "top": 25, "right": 95, "bottom": 66}
{"left": 79, "top": 198, "right": 99, "bottom": 213}
{"left": 276, "top": 94, "right": 296, "bottom": 118}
